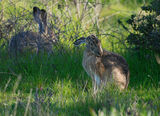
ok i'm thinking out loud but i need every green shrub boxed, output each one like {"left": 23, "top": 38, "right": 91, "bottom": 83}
{"left": 121, "top": 0, "right": 160, "bottom": 53}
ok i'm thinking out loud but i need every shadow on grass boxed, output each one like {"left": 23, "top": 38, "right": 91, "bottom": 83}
{"left": 0, "top": 86, "right": 159, "bottom": 116}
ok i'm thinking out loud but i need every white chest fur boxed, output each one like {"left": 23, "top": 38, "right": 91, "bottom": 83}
{"left": 82, "top": 51, "right": 101, "bottom": 86}
{"left": 94, "top": 74, "right": 101, "bottom": 85}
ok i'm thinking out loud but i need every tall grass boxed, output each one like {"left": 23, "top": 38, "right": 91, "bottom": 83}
{"left": 0, "top": 0, "right": 160, "bottom": 116}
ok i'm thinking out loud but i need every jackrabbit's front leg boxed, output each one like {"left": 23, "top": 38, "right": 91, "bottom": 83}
{"left": 92, "top": 76, "right": 100, "bottom": 94}
{"left": 92, "top": 79, "right": 97, "bottom": 94}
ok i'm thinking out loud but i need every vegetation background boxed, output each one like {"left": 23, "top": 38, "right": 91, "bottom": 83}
{"left": 0, "top": 0, "right": 160, "bottom": 116}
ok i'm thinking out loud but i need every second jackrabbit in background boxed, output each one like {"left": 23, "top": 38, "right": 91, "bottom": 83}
{"left": 9, "top": 6, "right": 57, "bottom": 56}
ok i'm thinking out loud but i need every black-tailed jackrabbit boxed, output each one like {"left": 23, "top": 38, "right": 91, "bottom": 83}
{"left": 74, "top": 35, "right": 129, "bottom": 92}
{"left": 9, "top": 7, "right": 57, "bottom": 55}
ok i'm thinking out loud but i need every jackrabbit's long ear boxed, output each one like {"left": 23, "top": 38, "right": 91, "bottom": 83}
{"left": 33, "top": 6, "right": 47, "bottom": 34}
{"left": 40, "top": 9, "right": 47, "bottom": 25}
{"left": 33, "top": 7, "right": 47, "bottom": 24}
{"left": 33, "top": 7, "right": 41, "bottom": 23}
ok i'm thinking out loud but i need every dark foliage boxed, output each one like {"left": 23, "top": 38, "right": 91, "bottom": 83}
{"left": 120, "top": 0, "right": 160, "bottom": 52}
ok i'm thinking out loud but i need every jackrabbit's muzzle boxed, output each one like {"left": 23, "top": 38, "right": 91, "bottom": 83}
{"left": 73, "top": 37, "right": 86, "bottom": 46}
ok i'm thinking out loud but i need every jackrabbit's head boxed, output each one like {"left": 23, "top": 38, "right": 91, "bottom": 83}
{"left": 74, "top": 35, "right": 103, "bottom": 56}
{"left": 33, "top": 7, "right": 47, "bottom": 34}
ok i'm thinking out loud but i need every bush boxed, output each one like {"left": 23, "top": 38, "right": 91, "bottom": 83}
{"left": 120, "top": 0, "right": 160, "bottom": 53}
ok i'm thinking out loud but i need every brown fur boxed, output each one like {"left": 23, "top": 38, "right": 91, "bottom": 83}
{"left": 74, "top": 35, "right": 130, "bottom": 90}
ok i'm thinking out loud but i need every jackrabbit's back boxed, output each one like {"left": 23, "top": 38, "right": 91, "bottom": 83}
{"left": 101, "top": 50, "right": 129, "bottom": 89}
{"left": 9, "top": 31, "right": 39, "bottom": 54}
{"left": 102, "top": 50, "right": 129, "bottom": 77}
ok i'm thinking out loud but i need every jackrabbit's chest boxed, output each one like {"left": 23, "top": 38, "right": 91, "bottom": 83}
{"left": 82, "top": 52, "right": 98, "bottom": 75}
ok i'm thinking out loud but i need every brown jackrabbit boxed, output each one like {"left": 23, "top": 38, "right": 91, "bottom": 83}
{"left": 74, "top": 35, "right": 129, "bottom": 92}
{"left": 9, "top": 7, "right": 57, "bottom": 56}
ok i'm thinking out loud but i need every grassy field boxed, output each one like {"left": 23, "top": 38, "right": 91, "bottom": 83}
{"left": 0, "top": 0, "right": 160, "bottom": 116}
